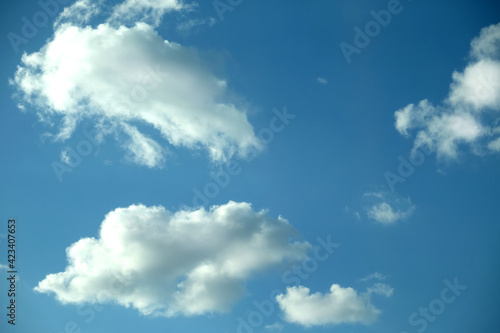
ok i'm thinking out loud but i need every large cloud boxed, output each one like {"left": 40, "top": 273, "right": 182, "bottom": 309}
{"left": 394, "top": 22, "right": 500, "bottom": 159}
{"left": 34, "top": 201, "right": 310, "bottom": 316}
{"left": 11, "top": 1, "right": 262, "bottom": 168}
{"left": 275, "top": 283, "right": 392, "bottom": 327}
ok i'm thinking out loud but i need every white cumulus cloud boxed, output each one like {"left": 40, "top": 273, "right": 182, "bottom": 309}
{"left": 276, "top": 283, "right": 392, "bottom": 327}
{"left": 394, "top": 22, "right": 500, "bottom": 159}
{"left": 34, "top": 201, "right": 309, "bottom": 317}
{"left": 11, "top": 1, "right": 262, "bottom": 168}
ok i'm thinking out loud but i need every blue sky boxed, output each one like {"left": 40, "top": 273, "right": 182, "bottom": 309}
{"left": 1, "top": 0, "right": 500, "bottom": 332}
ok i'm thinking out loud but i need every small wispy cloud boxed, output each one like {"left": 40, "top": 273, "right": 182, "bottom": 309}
{"left": 264, "top": 322, "right": 284, "bottom": 331}
{"left": 359, "top": 272, "right": 387, "bottom": 282}
{"left": 366, "top": 283, "right": 394, "bottom": 297}
{"left": 177, "top": 17, "right": 218, "bottom": 32}
{"left": 364, "top": 192, "right": 384, "bottom": 199}
{"left": 367, "top": 202, "right": 411, "bottom": 224}
{"left": 316, "top": 77, "right": 328, "bottom": 85}
{"left": 364, "top": 191, "right": 415, "bottom": 225}
{"left": 345, "top": 206, "right": 361, "bottom": 220}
